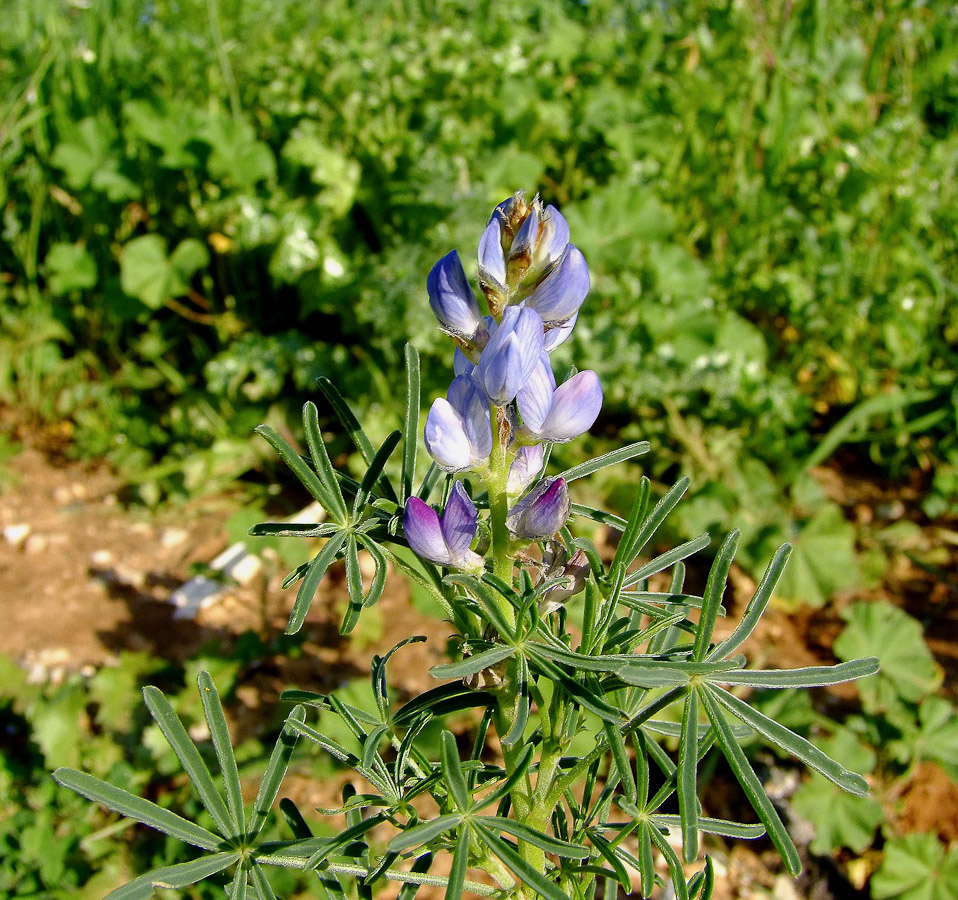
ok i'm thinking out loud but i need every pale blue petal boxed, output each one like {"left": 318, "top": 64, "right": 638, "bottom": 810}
{"left": 516, "top": 355, "right": 556, "bottom": 432}
{"left": 508, "top": 444, "right": 545, "bottom": 495}
{"left": 542, "top": 313, "right": 577, "bottom": 352}
{"left": 539, "top": 370, "right": 603, "bottom": 442}
{"left": 424, "top": 398, "right": 475, "bottom": 472}
{"left": 527, "top": 245, "right": 590, "bottom": 323}
{"left": 478, "top": 220, "right": 506, "bottom": 291}
{"left": 533, "top": 206, "right": 570, "bottom": 271}
{"left": 427, "top": 251, "right": 482, "bottom": 336}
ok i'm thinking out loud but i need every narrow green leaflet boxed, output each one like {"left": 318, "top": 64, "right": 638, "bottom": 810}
{"left": 624, "top": 534, "right": 712, "bottom": 587}
{"left": 610, "top": 478, "right": 650, "bottom": 581}
{"left": 142, "top": 685, "right": 234, "bottom": 837}
{"left": 230, "top": 865, "right": 249, "bottom": 900}
{"left": 692, "top": 530, "right": 739, "bottom": 661}
{"left": 249, "top": 706, "right": 307, "bottom": 837}
{"left": 197, "top": 672, "right": 245, "bottom": 836}
{"left": 388, "top": 814, "right": 462, "bottom": 855}
{"left": 316, "top": 376, "right": 398, "bottom": 502}
{"left": 698, "top": 687, "right": 801, "bottom": 876}
{"left": 708, "top": 544, "right": 791, "bottom": 661}
{"left": 352, "top": 430, "right": 401, "bottom": 518}
{"left": 716, "top": 658, "right": 880, "bottom": 688}
{"left": 604, "top": 721, "right": 637, "bottom": 804}
{"left": 483, "top": 817, "right": 589, "bottom": 859}
{"left": 287, "top": 530, "right": 347, "bottom": 635}
{"left": 654, "top": 815, "right": 765, "bottom": 840}
{"left": 355, "top": 534, "right": 389, "bottom": 608}
{"left": 254, "top": 424, "right": 336, "bottom": 515}
{"left": 678, "top": 687, "right": 700, "bottom": 863}
{"left": 705, "top": 685, "right": 869, "bottom": 794}
{"left": 250, "top": 862, "right": 278, "bottom": 900}
{"left": 104, "top": 852, "right": 240, "bottom": 900}
{"left": 303, "top": 401, "right": 348, "bottom": 522}
{"left": 618, "top": 659, "right": 739, "bottom": 689}
{"left": 440, "top": 730, "right": 471, "bottom": 811}
{"left": 446, "top": 824, "right": 470, "bottom": 900}
{"left": 429, "top": 645, "right": 516, "bottom": 680}
{"left": 556, "top": 440, "right": 650, "bottom": 482}
{"left": 648, "top": 823, "right": 689, "bottom": 900}
{"left": 52, "top": 769, "right": 222, "bottom": 850}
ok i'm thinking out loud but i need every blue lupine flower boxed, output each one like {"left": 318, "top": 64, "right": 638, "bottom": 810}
{"left": 475, "top": 306, "right": 544, "bottom": 404}
{"left": 523, "top": 245, "right": 590, "bottom": 326}
{"left": 506, "top": 477, "right": 571, "bottom": 539}
{"left": 427, "top": 251, "right": 487, "bottom": 343}
{"left": 424, "top": 375, "right": 492, "bottom": 472}
{"left": 404, "top": 482, "right": 483, "bottom": 572}
{"left": 516, "top": 358, "right": 603, "bottom": 443}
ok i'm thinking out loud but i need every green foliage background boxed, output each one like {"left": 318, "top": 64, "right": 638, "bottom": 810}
{"left": 1, "top": 0, "right": 957, "bottom": 897}
{"left": 2, "top": 0, "right": 955, "bottom": 515}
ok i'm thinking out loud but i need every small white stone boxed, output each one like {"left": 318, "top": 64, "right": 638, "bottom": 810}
{"left": 54, "top": 486, "right": 73, "bottom": 505}
{"left": 90, "top": 549, "right": 114, "bottom": 568}
{"left": 159, "top": 527, "right": 189, "bottom": 550}
{"left": 188, "top": 722, "right": 211, "bottom": 742}
{"left": 3, "top": 523, "right": 31, "bottom": 548}
{"left": 24, "top": 533, "right": 48, "bottom": 554}
{"left": 230, "top": 553, "right": 263, "bottom": 586}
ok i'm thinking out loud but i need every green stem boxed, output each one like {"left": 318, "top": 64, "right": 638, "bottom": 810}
{"left": 487, "top": 407, "right": 514, "bottom": 586}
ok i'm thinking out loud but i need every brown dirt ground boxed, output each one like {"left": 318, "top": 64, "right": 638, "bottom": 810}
{"left": 2, "top": 436, "right": 956, "bottom": 899}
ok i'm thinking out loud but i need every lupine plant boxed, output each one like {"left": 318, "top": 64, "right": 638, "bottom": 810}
{"left": 55, "top": 194, "right": 880, "bottom": 900}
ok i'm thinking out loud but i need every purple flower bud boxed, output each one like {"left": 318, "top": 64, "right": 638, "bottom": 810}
{"left": 507, "top": 444, "right": 545, "bottom": 495}
{"left": 424, "top": 375, "right": 492, "bottom": 472}
{"left": 404, "top": 483, "right": 483, "bottom": 572}
{"left": 517, "top": 367, "right": 602, "bottom": 443}
{"left": 476, "top": 306, "right": 544, "bottom": 405}
{"left": 427, "top": 251, "right": 484, "bottom": 340}
{"left": 506, "top": 477, "right": 571, "bottom": 540}
{"left": 525, "top": 245, "right": 590, "bottom": 325}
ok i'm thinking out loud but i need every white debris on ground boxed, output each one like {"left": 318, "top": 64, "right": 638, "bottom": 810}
{"left": 169, "top": 501, "right": 326, "bottom": 620}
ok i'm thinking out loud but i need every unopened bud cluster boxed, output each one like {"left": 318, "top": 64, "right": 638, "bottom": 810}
{"left": 404, "top": 193, "right": 601, "bottom": 579}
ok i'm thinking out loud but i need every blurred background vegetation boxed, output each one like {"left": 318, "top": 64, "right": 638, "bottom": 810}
{"left": 1, "top": 0, "right": 956, "bottom": 897}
